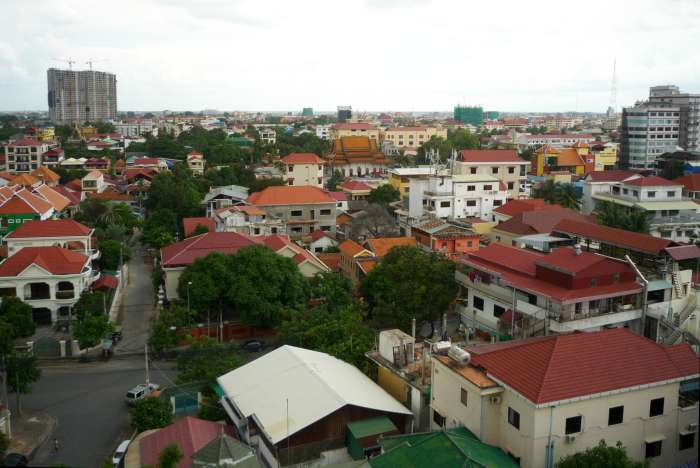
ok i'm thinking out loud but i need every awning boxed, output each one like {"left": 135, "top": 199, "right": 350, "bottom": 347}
{"left": 644, "top": 434, "right": 666, "bottom": 443}
{"left": 647, "top": 279, "right": 672, "bottom": 292}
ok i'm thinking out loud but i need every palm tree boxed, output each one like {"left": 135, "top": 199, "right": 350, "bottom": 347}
{"left": 97, "top": 204, "right": 120, "bottom": 226}
{"left": 553, "top": 183, "right": 581, "bottom": 210}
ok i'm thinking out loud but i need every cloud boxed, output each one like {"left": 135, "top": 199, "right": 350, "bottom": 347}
{"left": 0, "top": 0, "right": 698, "bottom": 112}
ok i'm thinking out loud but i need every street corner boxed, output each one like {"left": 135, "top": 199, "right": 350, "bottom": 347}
{"left": 7, "top": 410, "right": 57, "bottom": 460}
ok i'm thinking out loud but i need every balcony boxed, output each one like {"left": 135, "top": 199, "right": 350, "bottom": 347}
{"left": 549, "top": 308, "right": 642, "bottom": 333}
{"left": 55, "top": 290, "right": 75, "bottom": 300}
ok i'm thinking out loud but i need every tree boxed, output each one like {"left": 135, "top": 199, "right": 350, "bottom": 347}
{"left": 146, "top": 170, "right": 203, "bottom": 221}
{"left": 100, "top": 240, "right": 131, "bottom": 271}
{"left": 325, "top": 170, "right": 344, "bottom": 191}
{"left": 176, "top": 337, "right": 241, "bottom": 388}
{"left": 7, "top": 352, "right": 41, "bottom": 416}
{"left": 533, "top": 180, "right": 580, "bottom": 210}
{"left": 309, "top": 272, "right": 353, "bottom": 311}
{"left": 142, "top": 209, "right": 179, "bottom": 249}
{"left": 0, "top": 431, "right": 8, "bottom": 458}
{"left": 130, "top": 397, "right": 173, "bottom": 433}
{"left": 280, "top": 304, "right": 375, "bottom": 375}
{"left": 191, "top": 224, "right": 209, "bottom": 236}
{"left": 73, "top": 291, "right": 107, "bottom": 320}
{"left": 148, "top": 305, "right": 194, "bottom": 353}
{"left": 73, "top": 312, "right": 113, "bottom": 349}
{"left": 0, "top": 296, "right": 35, "bottom": 338}
{"left": 557, "top": 440, "right": 648, "bottom": 468}
{"left": 349, "top": 204, "right": 398, "bottom": 240}
{"left": 367, "top": 184, "right": 400, "bottom": 207}
{"left": 361, "top": 246, "right": 457, "bottom": 334}
{"left": 596, "top": 201, "right": 650, "bottom": 234}
{"left": 158, "top": 444, "right": 183, "bottom": 468}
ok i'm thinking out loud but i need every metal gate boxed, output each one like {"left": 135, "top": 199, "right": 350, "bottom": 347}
{"left": 33, "top": 336, "right": 61, "bottom": 358}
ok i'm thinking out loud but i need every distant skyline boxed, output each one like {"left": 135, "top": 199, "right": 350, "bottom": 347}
{"left": 1, "top": 0, "right": 699, "bottom": 113}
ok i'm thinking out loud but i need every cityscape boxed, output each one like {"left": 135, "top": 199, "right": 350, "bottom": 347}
{"left": 1, "top": 1, "right": 699, "bottom": 467}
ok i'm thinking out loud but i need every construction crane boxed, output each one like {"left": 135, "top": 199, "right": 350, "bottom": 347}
{"left": 85, "top": 58, "right": 106, "bottom": 71}
{"left": 52, "top": 57, "right": 76, "bottom": 69}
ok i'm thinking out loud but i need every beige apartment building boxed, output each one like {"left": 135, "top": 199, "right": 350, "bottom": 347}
{"left": 381, "top": 126, "right": 448, "bottom": 148}
{"left": 280, "top": 153, "right": 324, "bottom": 188}
{"left": 329, "top": 123, "right": 380, "bottom": 141}
{"left": 453, "top": 149, "right": 530, "bottom": 199}
{"left": 430, "top": 329, "right": 699, "bottom": 468}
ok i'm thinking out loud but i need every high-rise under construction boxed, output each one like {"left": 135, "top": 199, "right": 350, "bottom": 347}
{"left": 47, "top": 68, "right": 117, "bottom": 124}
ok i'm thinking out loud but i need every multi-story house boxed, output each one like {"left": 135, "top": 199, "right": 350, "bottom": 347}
{"left": 411, "top": 219, "right": 480, "bottom": 258}
{"left": 258, "top": 128, "right": 276, "bottom": 145}
{"left": 3, "top": 139, "right": 51, "bottom": 173}
{"left": 329, "top": 123, "right": 380, "bottom": 142}
{"left": 525, "top": 133, "right": 595, "bottom": 148}
{"left": 381, "top": 126, "right": 447, "bottom": 149}
{"left": 81, "top": 170, "right": 107, "bottom": 193}
{"left": 213, "top": 205, "right": 285, "bottom": 236}
{"left": 4, "top": 219, "right": 97, "bottom": 259}
{"left": 453, "top": 150, "right": 530, "bottom": 199}
{"left": 186, "top": 150, "right": 205, "bottom": 176}
{"left": 588, "top": 175, "right": 700, "bottom": 242}
{"left": 581, "top": 170, "right": 642, "bottom": 214}
{"left": 0, "top": 186, "right": 54, "bottom": 237}
{"left": 621, "top": 104, "right": 680, "bottom": 170}
{"left": 202, "top": 185, "right": 249, "bottom": 217}
{"left": 280, "top": 153, "right": 324, "bottom": 187}
{"left": 247, "top": 186, "right": 337, "bottom": 239}
{"left": 114, "top": 119, "right": 157, "bottom": 137}
{"left": 315, "top": 124, "right": 331, "bottom": 140}
{"left": 0, "top": 246, "right": 99, "bottom": 325}
{"left": 430, "top": 328, "right": 699, "bottom": 468}
{"left": 388, "top": 166, "right": 435, "bottom": 199}
{"left": 590, "top": 142, "right": 619, "bottom": 171}
{"left": 531, "top": 144, "right": 594, "bottom": 176}
{"left": 408, "top": 173, "right": 508, "bottom": 222}
{"left": 40, "top": 147, "right": 65, "bottom": 168}
{"left": 338, "top": 239, "right": 373, "bottom": 286}
{"left": 674, "top": 173, "right": 700, "bottom": 200}
{"left": 456, "top": 243, "right": 646, "bottom": 337}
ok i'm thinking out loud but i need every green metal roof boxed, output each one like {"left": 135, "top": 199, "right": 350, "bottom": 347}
{"left": 192, "top": 434, "right": 261, "bottom": 467}
{"left": 348, "top": 417, "right": 397, "bottom": 439}
{"left": 371, "top": 428, "right": 517, "bottom": 468}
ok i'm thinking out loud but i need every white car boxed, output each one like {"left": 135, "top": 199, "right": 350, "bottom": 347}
{"left": 112, "top": 439, "right": 130, "bottom": 467}
{"left": 125, "top": 383, "right": 160, "bottom": 405}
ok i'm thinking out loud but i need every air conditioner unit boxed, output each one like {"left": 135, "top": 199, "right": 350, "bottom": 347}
{"left": 688, "top": 423, "right": 698, "bottom": 431}
{"left": 565, "top": 435, "right": 577, "bottom": 443}
{"left": 488, "top": 395, "right": 502, "bottom": 405}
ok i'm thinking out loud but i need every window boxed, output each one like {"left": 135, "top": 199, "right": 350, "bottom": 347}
{"left": 467, "top": 185, "right": 476, "bottom": 191}
{"left": 290, "top": 210, "right": 303, "bottom": 217}
{"left": 647, "top": 191, "right": 656, "bottom": 198}
{"left": 492, "top": 167, "right": 499, "bottom": 174}
{"left": 440, "top": 201, "right": 451, "bottom": 208}
{"left": 493, "top": 304, "right": 505, "bottom": 318}
{"left": 633, "top": 190, "right": 639, "bottom": 197}
{"left": 484, "top": 185, "right": 493, "bottom": 191}
{"left": 320, "top": 225, "right": 331, "bottom": 231}
{"left": 645, "top": 441, "right": 662, "bottom": 458}
{"left": 460, "top": 388, "right": 468, "bottom": 406}
{"left": 473, "top": 296, "right": 484, "bottom": 310}
{"left": 470, "top": 167, "right": 477, "bottom": 174}
{"left": 667, "top": 191, "right": 676, "bottom": 197}
{"left": 433, "top": 410, "right": 445, "bottom": 427}
{"left": 508, "top": 166, "right": 515, "bottom": 174}
{"left": 650, "top": 398, "right": 664, "bottom": 417}
{"left": 507, "top": 407, "right": 520, "bottom": 430}
{"left": 288, "top": 165, "right": 294, "bottom": 171}
{"left": 507, "top": 182, "right": 514, "bottom": 189}
{"left": 291, "top": 227, "right": 302, "bottom": 233}
{"left": 493, "top": 200, "right": 502, "bottom": 207}
{"left": 320, "top": 209, "right": 331, "bottom": 216}
{"left": 679, "top": 432, "right": 695, "bottom": 451}
{"left": 466, "top": 200, "right": 477, "bottom": 207}
{"left": 565, "top": 416, "right": 582, "bottom": 435}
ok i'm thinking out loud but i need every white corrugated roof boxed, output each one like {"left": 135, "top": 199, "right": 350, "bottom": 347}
{"left": 217, "top": 345, "right": 411, "bottom": 444}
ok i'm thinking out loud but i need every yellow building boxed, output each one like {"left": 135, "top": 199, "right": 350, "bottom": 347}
{"left": 388, "top": 166, "right": 435, "bottom": 199}
{"left": 381, "top": 126, "right": 447, "bottom": 149}
{"left": 329, "top": 123, "right": 380, "bottom": 141}
{"left": 38, "top": 126, "right": 55, "bottom": 141}
{"left": 531, "top": 144, "right": 592, "bottom": 177}
{"left": 591, "top": 144, "right": 618, "bottom": 171}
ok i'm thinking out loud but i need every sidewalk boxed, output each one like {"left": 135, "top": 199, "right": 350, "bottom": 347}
{"left": 7, "top": 410, "right": 57, "bottom": 459}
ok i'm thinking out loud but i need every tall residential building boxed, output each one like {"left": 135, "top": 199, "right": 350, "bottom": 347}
{"left": 648, "top": 85, "right": 700, "bottom": 152}
{"left": 337, "top": 105, "right": 352, "bottom": 123}
{"left": 620, "top": 104, "right": 680, "bottom": 169}
{"left": 47, "top": 68, "right": 117, "bottom": 124}
{"left": 453, "top": 105, "right": 484, "bottom": 126}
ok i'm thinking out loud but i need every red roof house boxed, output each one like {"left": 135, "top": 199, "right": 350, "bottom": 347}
{"left": 161, "top": 232, "right": 261, "bottom": 268}
{"left": 281, "top": 153, "right": 325, "bottom": 165}
{"left": 247, "top": 186, "right": 335, "bottom": 206}
{"left": 5, "top": 219, "right": 92, "bottom": 239}
{"left": 182, "top": 217, "right": 216, "bottom": 238}
{"left": 0, "top": 246, "right": 88, "bottom": 276}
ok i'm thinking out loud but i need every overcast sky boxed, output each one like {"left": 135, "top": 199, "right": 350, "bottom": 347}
{"left": 1, "top": 0, "right": 699, "bottom": 113}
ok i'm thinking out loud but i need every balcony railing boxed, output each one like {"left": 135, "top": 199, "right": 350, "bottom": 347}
{"left": 55, "top": 290, "right": 75, "bottom": 299}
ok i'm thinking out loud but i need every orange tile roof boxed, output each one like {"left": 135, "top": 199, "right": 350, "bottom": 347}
{"left": 0, "top": 246, "right": 88, "bottom": 276}
{"left": 247, "top": 186, "right": 335, "bottom": 206}
{"left": 317, "top": 252, "right": 341, "bottom": 271}
{"left": 281, "top": 153, "right": 325, "bottom": 165}
{"left": 9, "top": 173, "right": 40, "bottom": 187}
{"left": 331, "top": 123, "right": 376, "bottom": 131}
{"left": 86, "top": 189, "right": 131, "bottom": 202}
{"left": 182, "top": 217, "right": 216, "bottom": 237}
{"left": 33, "top": 185, "right": 71, "bottom": 212}
{"left": 554, "top": 148, "right": 585, "bottom": 167}
{"left": 0, "top": 188, "right": 53, "bottom": 215}
{"left": 340, "top": 180, "right": 372, "bottom": 192}
{"left": 30, "top": 166, "right": 60, "bottom": 183}
{"left": 336, "top": 212, "right": 353, "bottom": 226}
{"left": 339, "top": 239, "right": 367, "bottom": 257}
{"left": 365, "top": 237, "right": 417, "bottom": 257}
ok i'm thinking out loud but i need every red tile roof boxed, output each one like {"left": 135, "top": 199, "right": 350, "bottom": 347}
{"left": 624, "top": 176, "right": 679, "bottom": 187}
{"left": 0, "top": 246, "right": 88, "bottom": 276}
{"left": 7, "top": 138, "right": 44, "bottom": 147}
{"left": 182, "top": 217, "right": 216, "bottom": 237}
{"left": 0, "top": 189, "right": 54, "bottom": 216}
{"left": 133, "top": 157, "right": 160, "bottom": 166}
{"left": 139, "top": 417, "right": 235, "bottom": 468}
{"left": 340, "top": 180, "right": 372, "bottom": 191}
{"left": 465, "top": 328, "right": 699, "bottom": 404}
{"left": 92, "top": 274, "right": 119, "bottom": 290}
{"left": 281, "top": 153, "right": 325, "bottom": 165}
{"left": 309, "top": 229, "right": 331, "bottom": 242}
{"left": 6, "top": 219, "right": 92, "bottom": 239}
{"left": 317, "top": 252, "right": 341, "bottom": 271}
{"left": 552, "top": 218, "right": 674, "bottom": 256}
{"left": 161, "top": 232, "right": 261, "bottom": 268}
{"left": 674, "top": 173, "right": 700, "bottom": 192}
{"left": 261, "top": 234, "right": 327, "bottom": 270}
{"left": 457, "top": 149, "right": 525, "bottom": 163}
{"left": 365, "top": 237, "right": 417, "bottom": 257}
{"left": 328, "top": 191, "right": 348, "bottom": 202}
{"left": 52, "top": 185, "right": 81, "bottom": 206}
{"left": 493, "top": 199, "right": 557, "bottom": 217}
{"left": 585, "top": 170, "right": 641, "bottom": 183}
{"left": 247, "top": 186, "right": 335, "bottom": 206}
{"left": 339, "top": 239, "right": 368, "bottom": 258}
{"left": 495, "top": 208, "right": 595, "bottom": 236}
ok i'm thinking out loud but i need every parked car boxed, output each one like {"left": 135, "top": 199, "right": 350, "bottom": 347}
{"left": 112, "top": 439, "right": 131, "bottom": 467}
{"left": 3, "top": 453, "right": 28, "bottom": 467}
{"left": 125, "top": 383, "right": 159, "bottom": 405}
{"left": 241, "top": 339, "right": 265, "bottom": 352}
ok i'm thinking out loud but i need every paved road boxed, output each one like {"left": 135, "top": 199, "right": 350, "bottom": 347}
{"left": 117, "top": 242, "right": 157, "bottom": 354}
{"left": 15, "top": 358, "right": 177, "bottom": 468}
